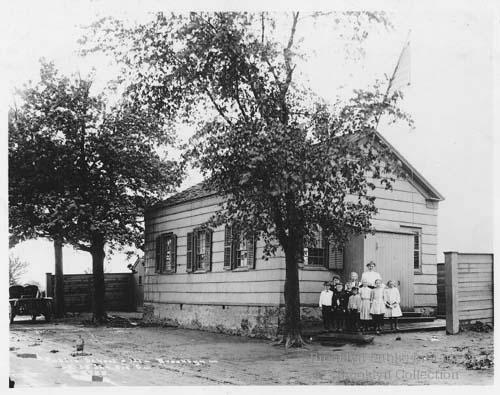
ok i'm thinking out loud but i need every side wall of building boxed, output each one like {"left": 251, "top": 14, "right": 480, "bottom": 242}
{"left": 294, "top": 176, "right": 439, "bottom": 314}
{"left": 144, "top": 174, "right": 439, "bottom": 333}
{"left": 143, "top": 196, "right": 287, "bottom": 337}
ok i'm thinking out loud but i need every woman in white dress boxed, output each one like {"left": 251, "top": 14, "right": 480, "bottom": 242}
{"left": 370, "top": 278, "right": 385, "bottom": 334}
{"left": 361, "top": 261, "right": 382, "bottom": 288}
{"left": 384, "top": 280, "right": 403, "bottom": 331}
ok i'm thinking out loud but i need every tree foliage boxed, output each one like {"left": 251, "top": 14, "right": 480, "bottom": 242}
{"left": 83, "top": 11, "right": 410, "bottom": 341}
{"left": 9, "top": 61, "right": 184, "bottom": 320}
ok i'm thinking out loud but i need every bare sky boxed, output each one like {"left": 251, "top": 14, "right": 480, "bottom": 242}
{"left": 1, "top": 0, "right": 496, "bottom": 287}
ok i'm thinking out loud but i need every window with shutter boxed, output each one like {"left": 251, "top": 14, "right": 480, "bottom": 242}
{"left": 188, "top": 228, "right": 213, "bottom": 272}
{"left": 186, "top": 232, "right": 193, "bottom": 272}
{"left": 224, "top": 227, "right": 257, "bottom": 270}
{"left": 155, "top": 233, "right": 178, "bottom": 274}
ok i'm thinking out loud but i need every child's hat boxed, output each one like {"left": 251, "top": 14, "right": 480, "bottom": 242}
{"left": 366, "top": 260, "right": 376, "bottom": 267}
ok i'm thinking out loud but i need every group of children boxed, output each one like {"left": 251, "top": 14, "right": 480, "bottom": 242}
{"left": 318, "top": 265, "right": 403, "bottom": 334}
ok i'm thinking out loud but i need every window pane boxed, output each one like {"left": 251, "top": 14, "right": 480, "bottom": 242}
{"left": 198, "top": 232, "right": 206, "bottom": 254}
{"left": 165, "top": 238, "right": 171, "bottom": 269}
{"left": 414, "top": 233, "right": 419, "bottom": 250}
{"left": 236, "top": 236, "right": 248, "bottom": 267}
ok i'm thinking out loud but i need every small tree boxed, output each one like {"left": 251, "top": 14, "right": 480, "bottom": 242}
{"left": 9, "top": 61, "right": 184, "bottom": 322}
{"left": 9, "top": 255, "right": 29, "bottom": 286}
{"left": 85, "top": 12, "right": 408, "bottom": 343}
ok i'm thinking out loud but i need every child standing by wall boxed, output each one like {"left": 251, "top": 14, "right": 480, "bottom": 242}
{"left": 347, "top": 286, "right": 362, "bottom": 331}
{"left": 384, "top": 280, "right": 403, "bottom": 331}
{"left": 370, "top": 278, "right": 386, "bottom": 334}
{"left": 318, "top": 281, "right": 333, "bottom": 331}
{"left": 345, "top": 272, "right": 360, "bottom": 290}
{"left": 331, "top": 283, "right": 348, "bottom": 332}
{"left": 359, "top": 279, "right": 372, "bottom": 332}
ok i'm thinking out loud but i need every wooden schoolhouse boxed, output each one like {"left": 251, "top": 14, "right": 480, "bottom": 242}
{"left": 143, "top": 132, "right": 444, "bottom": 337}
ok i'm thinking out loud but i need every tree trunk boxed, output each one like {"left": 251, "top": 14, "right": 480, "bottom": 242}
{"left": 282, "top": 243, "right": 306, "bottom": 348}
{"left": 53, "top": 238, "right": 64, "bottom": 318}
{"left": 90, "top": 238, "right": 106, "bottom": 323}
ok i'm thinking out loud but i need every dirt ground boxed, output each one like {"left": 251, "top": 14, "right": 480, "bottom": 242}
{"left": 9, "top": 316, "right": 493, "bottom": 386}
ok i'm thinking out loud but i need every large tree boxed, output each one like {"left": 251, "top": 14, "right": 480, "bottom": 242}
{"left": 84, "top": 12, "right": 409, "bottom": 344}
{"left": 9, "top": 61, "right": 184, "bottom": 322}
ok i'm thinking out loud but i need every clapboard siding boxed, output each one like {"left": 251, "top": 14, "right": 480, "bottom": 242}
{"left": 145, "top": 199, "right": 284, "bottom": 306}
{"left": 144, "top": 174, "right": 439, "bottom": 310}
{"left": 456, "top": 254, "right": 493, "bottom": 325}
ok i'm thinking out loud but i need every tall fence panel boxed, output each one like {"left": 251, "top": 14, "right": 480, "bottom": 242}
{"left": 46, "top": 273, "right": 135, "bottom": 313}
{"left": 443, "top": 252, "right": 494, "bottom": 334}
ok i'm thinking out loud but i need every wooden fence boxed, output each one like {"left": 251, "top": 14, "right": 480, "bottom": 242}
{"left": 442, "top": 252, "right": 494, "bottom": 334}
{"left": 436, "top": 263, "right": 446, "bottom": 316}
{"left": 46, "top": 272, "right": 136, "bottom": 312}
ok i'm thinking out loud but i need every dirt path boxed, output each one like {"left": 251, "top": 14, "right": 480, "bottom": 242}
{"left": 9, "top": 318, "right": 493, "bottom": 386}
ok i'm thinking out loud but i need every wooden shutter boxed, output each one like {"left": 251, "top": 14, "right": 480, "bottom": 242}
{"left": 329, "top": 245, "right": 344, "bottom": 270}
{"left": 247, "top": 233, "right": 256, "bottom": 269}
{"left": 193, "top": 230, "right": 199, "bottom": 271}
{"left": 155, "top": 235, "right": 162, "bottom": 273}
{"left": 322, "top": 235, "right": 329, "bottom": 268}
{"left": 204, "top": 229, "right": 213, "bottom": 271}
{"left": 224, "top": 226, "right": 233, "bottom": 270}
{"left": 171, "top": 234, "right": 177, "bottom": 273}
{"left": 186, "top": 232, "right": 193, "bottom": 272}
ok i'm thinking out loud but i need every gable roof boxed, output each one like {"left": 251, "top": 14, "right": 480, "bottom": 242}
{"left": 371, "top": 131, "right": 444, "bottom": 201}
{"left": 151, "top": 131, "right": 443, "bottom": 210}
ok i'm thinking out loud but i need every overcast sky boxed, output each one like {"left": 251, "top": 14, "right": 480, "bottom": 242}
{"left": 1, "top": 0, "right": 496, "bottom": 288}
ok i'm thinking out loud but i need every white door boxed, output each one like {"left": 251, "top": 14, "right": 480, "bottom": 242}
{"left": 364, "top": 232, "right": 414, "bottom": 310}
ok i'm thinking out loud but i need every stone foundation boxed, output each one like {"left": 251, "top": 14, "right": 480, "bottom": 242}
{"left": 143, "top": 303, "right": 323, "bottom": 339}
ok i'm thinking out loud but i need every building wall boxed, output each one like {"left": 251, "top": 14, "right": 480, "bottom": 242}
{"left": 297, "top": 177, "right": 439, "bottom": 313}
{"left": 144, "top": 174, "right": 439, "bottom": 330}
{"left": 370, "top": 177, "right": 439, "bottom": 313}
{"left": 144, "top": 196, "right": 284, "bottom": 309}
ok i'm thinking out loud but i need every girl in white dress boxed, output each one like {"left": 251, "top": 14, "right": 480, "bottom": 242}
{"left": 370, "top": 278, "right": 385, "bottom": 334}
{"left": 358, "top": 279, "right": 372, "bottom": 332}
{"left": 384, "top": 280, "right": 403, "bottom": 331}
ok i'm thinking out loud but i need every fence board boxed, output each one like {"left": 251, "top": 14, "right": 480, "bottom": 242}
{"left": 441, "top": 253, "right": 494, "bottom": 332}
{"left": 46, "top": 273, "right": 135, "bottom": 313}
